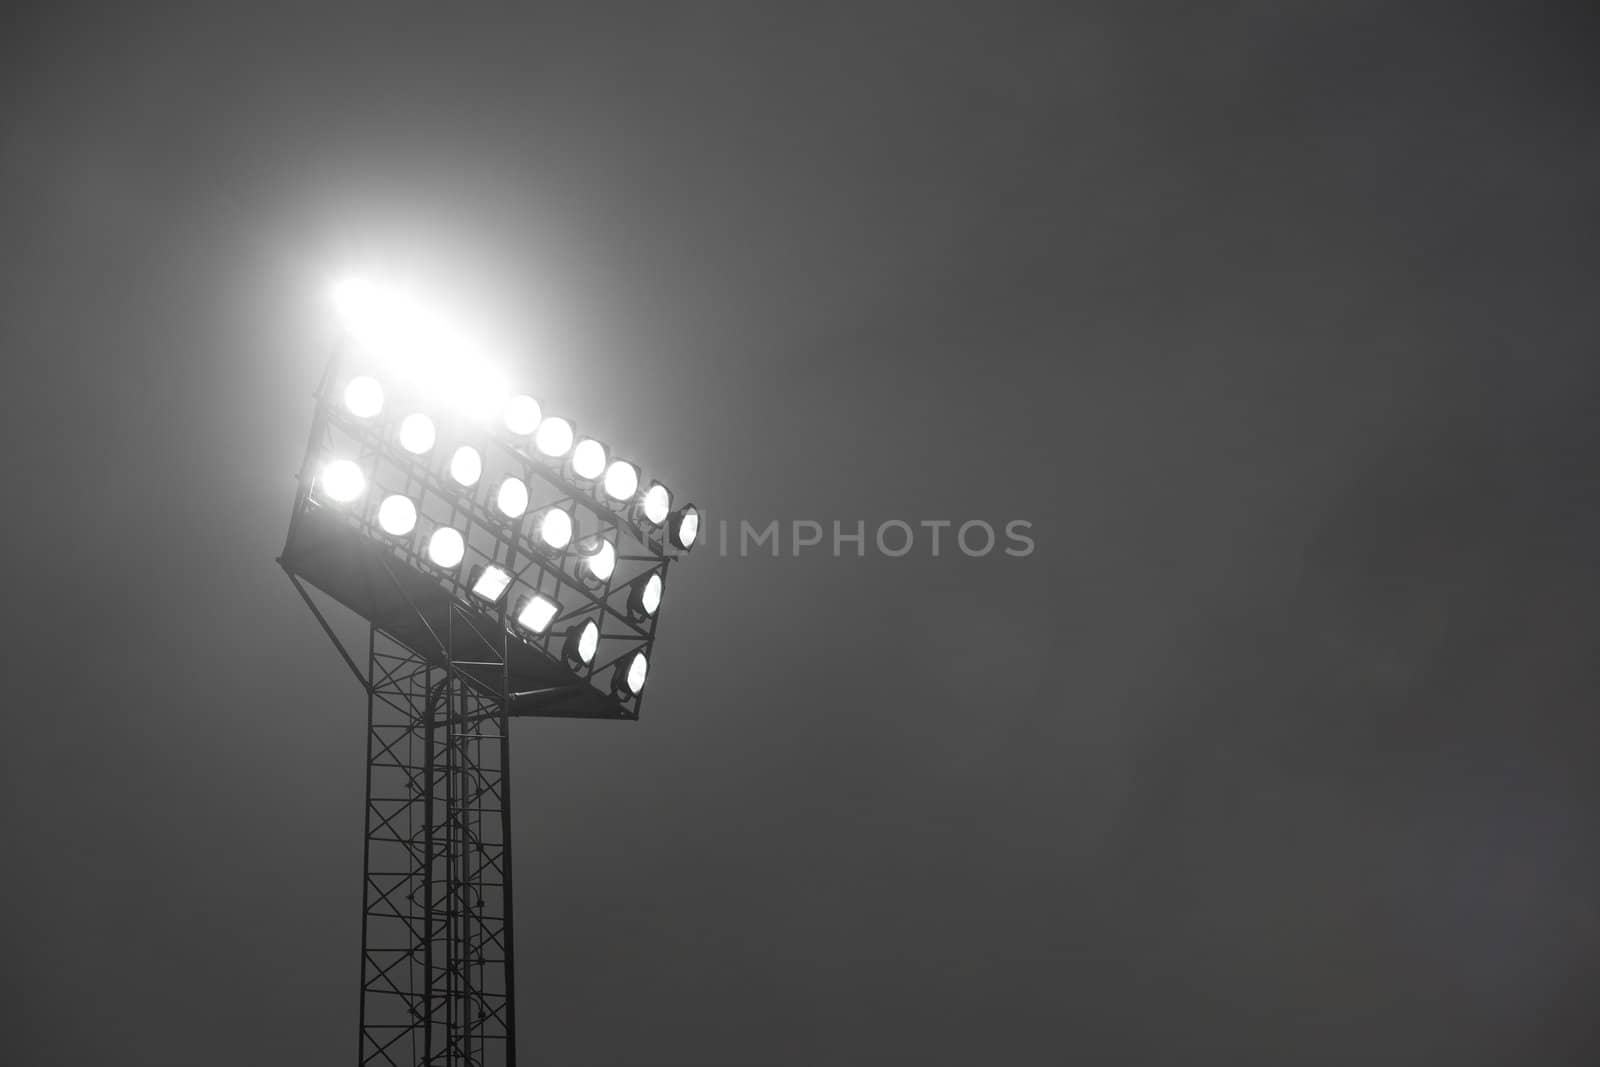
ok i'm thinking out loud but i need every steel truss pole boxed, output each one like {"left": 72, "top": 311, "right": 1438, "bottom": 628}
{"left": 358, "top": 627, "right": 515, "bottom": 1066}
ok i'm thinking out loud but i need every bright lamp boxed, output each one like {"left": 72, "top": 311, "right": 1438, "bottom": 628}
{"left": 320, "top": 460, "right": 366, "bottom": 503}
{"left": 563, "top": 619, "right": 599, "bottom": 666}
{"left": 617, "top": 652, "right": 647, "bottom": 697}
{"left": 377, "top": 494, "right": 417, "bottom": 536}
{"left": 470, "top": 564, "right": 513, "bottom": 603}
{"left": 399, "top": 413, "right": 436, "bottom": 455}
{"left": 449, "top": 445, "right": 483, "bottom": 487}
{"left": 669, "top": 504, "right": 700, "bottom": 550}
{"left": 581, "top": 538, "right": 616, "bottom": 583}
{"left": 571, "top": 438, "right": 607, "bottom": 481}
{"left": 534, "top": 416, "right": 574, "bottom": 458}
{"left": 427, "top": 527, "right": 465, "bottom": 569}
{"left": 344, "top": 376, "right": 384, "bottom": 419}
{"left": 537, "top": 508, "right": 573, "bottom": 551}
{"left": 641, "top": 483, "right": 670, "bottom": 525}
{"left": 515, "top": 594, "right": 559, "bottom": 634}
{"left": 504, "top": 394, "right": 542, "bottom": 436}
{"left": 602, "top": 460, "right": 639, "bottom": 503}
{"left": 496, "top": 477, "right": 528, "bottom": 519}
{"left": 628, "top": 572, "right": 663, "bottom": 618}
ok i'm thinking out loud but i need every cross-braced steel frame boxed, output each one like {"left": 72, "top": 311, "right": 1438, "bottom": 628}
{"left": 283, "top": 329, "right": 694, "bottom": 1065}
{"left": 359, "top": 614, "right": 517, "bottom": 1067}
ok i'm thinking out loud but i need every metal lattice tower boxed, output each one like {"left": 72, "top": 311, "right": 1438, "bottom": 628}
{"left": 281, "top": 281, "right": 698, "bottom": 1065}
{"left": 360, "top": 623, "right": 516, "bottom": 1066}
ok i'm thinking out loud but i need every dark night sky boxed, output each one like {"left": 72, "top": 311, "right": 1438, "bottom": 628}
{"left": 4, "top": 4, "right": 1598, "bottom": 1064}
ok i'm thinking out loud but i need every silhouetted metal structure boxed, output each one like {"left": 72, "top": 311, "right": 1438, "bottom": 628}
{"left": 356, "top": 627, "right": 516, "bottom": 1065}
{"left": 280, "top": 328, "right": 693, "bottom": 1065}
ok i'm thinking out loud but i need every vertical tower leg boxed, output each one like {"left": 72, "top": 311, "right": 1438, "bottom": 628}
{"left": 359, "top": 627, "right": 515, "bottom": 1066}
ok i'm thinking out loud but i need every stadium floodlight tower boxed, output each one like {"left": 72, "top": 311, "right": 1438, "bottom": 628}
{"left": 278, "top": 278, "right": 699, "bottom": 1066}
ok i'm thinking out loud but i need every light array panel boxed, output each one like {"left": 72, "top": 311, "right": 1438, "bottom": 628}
{"left": 287, "top": 286, "right": 697, "bottom": 719}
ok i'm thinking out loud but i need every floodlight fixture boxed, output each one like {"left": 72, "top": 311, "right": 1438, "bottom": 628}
{"left": 377, "top": 494, "right": 418, "bottom": 536}
{"left": 496, "top": 477, "right": 529, "bottom": 519}
{"left": 615, "top": 651, "right": 648, "bottom": 698}
{"left": 628, "top": 572, "right": 663, "bottom": 619}
{"left": 449, "top": 445, "right": 483, "bottom": 487}
{"left": 399, "top": 413, "right": 437, "bottom": 455}
{"left": 344, "top": 376, "right": 384, "bottom": 418}
{"left": 602, "top": 460, "right": 640, "bottom": 504}
{"left": 427, "top": 527, "right": 466, "bottom": 569}
{"left": 470, "top": 564, "right": 513, "bottom": 604}
{"left": 534, "top": 416, "right": 574, "bottom": 458}
{"left": 514, "top": 593, "right": 560, "bottom": 634}
{"left": 669, "top": 504, "right": 700, "bottom": 550}
{"left": 536, "top": 508, "right": 573, "bottom": 551}
{"left": 641, "top": 482, "right": 671, "bottom": 525}
{"left": 579, "top": 537, "right": 616, "bottom": 584}
{"left": 504, "top": 394, "right": 542, "bottom": 436}
{"left": 571, "top": 437, "right": 608, "bottom": 481}
{"left": 563, "top": 619, "right": 600, "bottom": 666}
{"left": 320, "top": 460, "right": 366, "bottom": 503}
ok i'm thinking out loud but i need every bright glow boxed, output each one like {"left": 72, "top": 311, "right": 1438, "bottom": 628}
{"left": 575, "top": 620, "right": 599, "bottom": 664}
{"left": 538, "top": 509, "right": 573, "bottom": 550}
{"left": 516, "top": 594, "right": 559, "bottom": 633}
{"left": 427, "top": 527, "right": 465, "bottom": 569}
{"left": 331, "top": 278, "right": 511, "bottom": 422}
{"left": 625, "top": 652, "right": 648, "bottom": 694}
{"left": 471, "top": 565, "right": 513, "bottom": 603}
{"left": 455, "top": 367, "right": 508, "bottom": 424}
{"left": 534, "top": 416, "right": 573, "bottom": 458}
{"left": 344, "top": 376, "right": 384, "bottom": 418}
{"left": 602, "top": 460, "right": 639, "bottom": 503}
{"left": 320, "top": 460, "right": 366, "bottom": 503}
{"left": 496, "top": 477, "right": 528, "bottom": 518}
{"left": 411, "top": 343, "right": 507, "bottom": 425}
{"left": 399, "top": 413, "right": 436, "bottom": 455}
{"left": 405, "top": 322, "right": 507, "bottom": 425}
{"left": 331, "top": 277, "right": 376, "bottom": 324}
{"left": 333, "top": 277, "right": 454, "bottom": 377}
{"left": 504, "top": 394, "right": 542, "bottom": 435}
{"left": 641, "top": 573, "right": 662, "bottom": 615}
{"left": 331, "top": 278, "right": 413, "bottom": 352}
{"left": 584, "top": 539, "right": 616, "bottom": 582}
{"left": 449, "top": 445, "right": 483, "bottom": 487}
{"left": 377, "top": 495, "right": 417, "bottom": 536}
{"left": 642, "top": 483, "right": 670, "bottom": 525}
{"left": 572, "top": 438, "right": 607, "bottom": 480}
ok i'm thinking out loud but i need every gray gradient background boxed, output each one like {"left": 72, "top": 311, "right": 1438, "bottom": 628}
{"left": 3, "top": 3, "right": 1597, "bottom": 1064}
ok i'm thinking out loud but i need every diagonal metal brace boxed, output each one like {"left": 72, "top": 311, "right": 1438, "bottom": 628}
{"left": 281, "top": 561, "right": 371, "bottom": 694}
